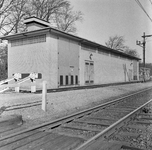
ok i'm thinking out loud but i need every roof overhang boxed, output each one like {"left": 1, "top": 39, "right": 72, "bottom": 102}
{"left": 0, "top": 28, "right": 50, "bottom": 40}
{"left": 0, "top": 27, "right": 141, "bottom": 61}
{"left": 24, "top": 16, "right": 51, "bottom": 27}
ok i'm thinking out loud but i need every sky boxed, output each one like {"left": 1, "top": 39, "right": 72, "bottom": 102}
{"left": 69, "top": 0, "right": 152, "bottom": 63}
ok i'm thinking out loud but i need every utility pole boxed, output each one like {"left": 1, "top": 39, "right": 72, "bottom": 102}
{"left": 136, "top": 32, "right": 152, "bottom": 82}
{"left": 142, "top": 32, "right": 146, "bottom": 69}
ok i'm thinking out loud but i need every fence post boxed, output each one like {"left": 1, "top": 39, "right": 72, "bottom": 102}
{"left": 42, "top": 81, "right": 47, "bottom": 111}
{"left": 15, "top": 85, "right": 20, "bottom": 92}
{"left": 30, "top": 73, "right": 37, "bottom": 93}
{"left": 31, "top": 81, "right": 36, "bottom": 93}
{"left": 14, "top": 73, "right": 21, "bottom": 93}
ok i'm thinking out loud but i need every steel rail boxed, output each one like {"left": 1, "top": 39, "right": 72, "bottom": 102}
{"left": 76, "top": 99, "right": 152, "bottom": 150}
{"left": 0, "top": 86, "right": 151, "bottom": 142}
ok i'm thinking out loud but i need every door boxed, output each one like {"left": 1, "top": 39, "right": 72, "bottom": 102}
{"left": 90, "top": 62, "right": 94, "bottom": 83}
{"left": 84, "top": 61, "right": 94, "bottom": 84}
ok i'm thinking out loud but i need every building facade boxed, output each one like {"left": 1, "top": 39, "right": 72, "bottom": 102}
{"left": 1, "top": 17, "right": 140, "bottom": 90}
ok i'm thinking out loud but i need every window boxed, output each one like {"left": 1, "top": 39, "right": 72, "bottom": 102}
{"left": 90, "top": 63, "right": 94, "bottom": 83}
{"left": 11, "top": 34, "right": 46, "bottom": 47}
{"left": 75, "top": 75, "right": 78, "bottom": 85}
{"left": 65, "top": 75, "right": 68, "bottom": 85}
{"left": 60, "top": 76, "right": 63, "bottom": 85}
{"left": 71, "top": 76, "right": 73, "bottom": 85}
{"left": 85, "top": 62, "right": 90, "bottom": 83}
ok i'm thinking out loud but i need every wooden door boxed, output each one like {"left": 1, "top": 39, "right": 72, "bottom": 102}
{"left": 85, "top": 61, "right": 94, "bottom": 84}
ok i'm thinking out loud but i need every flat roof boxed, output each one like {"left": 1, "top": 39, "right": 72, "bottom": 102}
{"left": 0, "top": 26, "right": 141, "bottom": 61}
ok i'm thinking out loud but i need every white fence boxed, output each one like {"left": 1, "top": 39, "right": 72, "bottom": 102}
{"left": 0, "top": 81, "right": 47, "bottom": 112}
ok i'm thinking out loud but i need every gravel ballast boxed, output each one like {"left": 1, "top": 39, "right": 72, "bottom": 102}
{"left": 0, "top": 82, "right": 152, "bottom": 128}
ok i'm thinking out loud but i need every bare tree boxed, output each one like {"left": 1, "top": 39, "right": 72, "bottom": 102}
{"left": 29, "top": 0, "right": 69, "bottom": 22}
{"left": 0, "top": 0, "right": 13, "bottom": 15}
{"left": 0, "top": 0, "right": 83, "bottom": 35}
{"left": 105, "top": 35, "right": 138, "bottom": 57}
{"left": 29, "top": 0, "right": 83, "bottom": 33}
{"left": 124, "top": 46, "right": 138, "bottom": 57}
{"left": 0, "top": 0, "right": 14, "bottom": 35}
{"left": 54, "top": 4, "right": 83, "bottom": 33}
{"left": 0, "top": 43, "right": 7, "bottom": 80}
{"left": 0, "top": 0, "right": 5, "bottom": 10}
{"left": 8, "top": 0, "right": 29, "bottom": 33}
{"left": 0, "top": 0, "right": 30, "bottom": 35}
{"left": 105, "top": 35, "right": 125, "bottom": 50}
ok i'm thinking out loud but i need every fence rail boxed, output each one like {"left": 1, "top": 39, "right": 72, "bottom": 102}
{"left": 0, "top": 81, "right": 47, "bottom": 112}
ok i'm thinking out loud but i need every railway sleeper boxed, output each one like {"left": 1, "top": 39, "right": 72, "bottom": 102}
{"left": 0, "top": 124, "right": 22, "bottom": 134}
{"left": 120, "top": 145, "right": 145, "bottom": 150}
{"left": 61, "top": 124, "right": 102, "bottom": 132}
{"left": 52, "top": 128, "right": 88, "bottom": 140}
{"left": 107, "top": 133, "right": 146, "bottom": 150}
{"left": 138, "top": 112, "right": 152, "bottom": 117}
{"left": 113, "top": 131, "right": 141, "bottom": 137}
{"left": 0, "top": 132, "right": 53, "bottom": 150}
{"left": 78, "top": 140, "right": 132, "bottom": 150}
{"left": 105, "top": 108, "right": 133, "bottom": 113}
{"left": 107, "top": 134, "right": 141, "bottom": 146}
{"left": 0, "top": 130, "right": 39, "bottom": 147}
{"left": 138, "top": 116, "right": 152, "bottom": 120}
{"left": 38, "top": 123, "right": 62, "bottom": 132}
{"left": 126, "top": 124, "right": 149, "bottom": 131}
{"left": 116, "top": 106, "right": 138, "bottom": 110}
{"left": 73, "top": 120, "right": 111, "bottom": 127}
{"left": 21, "top": 134, "right": 83, "bottom": 150}
{"left": 133, "top": 120, "right": 152, "bottom": 125}
{"left": 0, "top": 125, "right": 27, "bottom": 138}
{"left": 38, "top": 117, "right": 79, "bottom": 132}
{"left": 112, "top": 107, "right": 135, "bottom": 111}
{"left": 86, "top": 116, "right": 117, "bottom": 122}
{"left": 120, "top": 126, "right": 145, "bottom": 134}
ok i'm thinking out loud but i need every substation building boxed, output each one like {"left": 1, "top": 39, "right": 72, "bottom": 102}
{"left": 1, "top": 17, "right": 140, "bottom": 90}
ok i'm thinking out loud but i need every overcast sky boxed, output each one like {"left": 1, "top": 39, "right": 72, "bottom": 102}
{"left": 69, "top": 0, "right": 152, "bottom": 63}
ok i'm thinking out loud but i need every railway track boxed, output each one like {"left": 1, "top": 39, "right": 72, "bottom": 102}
{"left": 0, "top": 87, "right": 152, "bottom": 150}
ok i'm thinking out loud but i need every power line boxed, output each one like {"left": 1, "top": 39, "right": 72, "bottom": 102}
{"left": 135, "top": 0, "right": 152, "bottom": 22}
{"left": 135, "top": 0, "right": 152, "bottom": 23}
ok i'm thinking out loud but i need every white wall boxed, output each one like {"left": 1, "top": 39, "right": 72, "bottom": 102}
{"left": 8, "top": 32, "right": 58, "bottom": 89}
{"left": 48, "top": 34, "right": 58, "bottom": 88}
{"left": 7, "top": 31, "right": 139, "bottom": 90}
{"left": 79, "top": 48, "right": 134, "bottom": 85}
{"left": 58, "top": 37, "right": 79, "bottom": 86}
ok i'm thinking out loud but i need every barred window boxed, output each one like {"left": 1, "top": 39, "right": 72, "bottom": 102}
{"left": 65, "top": 75, "right": 68, "bottom": 85}
{"left": 60, "top": 75, "right": 63, "bottom": 86}
{"left": 71, "top": 75, "right": 73, "bottom": 85}
{"left": 75, "top": 75, "right": 78, "bottom": 85}
{"left": 11, "top": 34, "right": 46, "bottom": 47}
